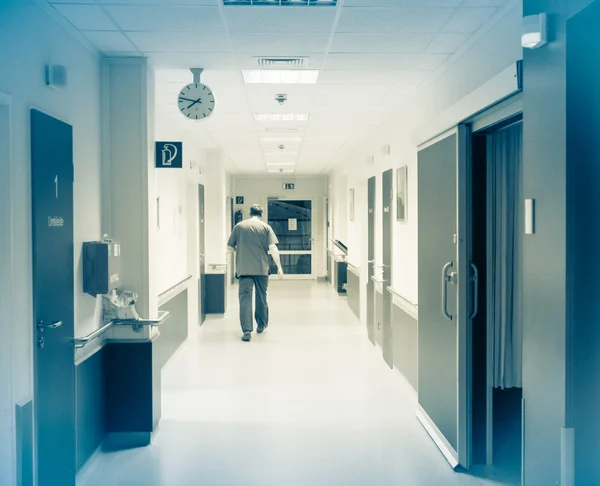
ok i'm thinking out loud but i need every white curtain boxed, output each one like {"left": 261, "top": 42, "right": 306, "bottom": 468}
{"left": 490, "top": 122, "right": 523, "bottom": 389}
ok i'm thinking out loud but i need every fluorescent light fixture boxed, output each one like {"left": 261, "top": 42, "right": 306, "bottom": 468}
{"left": 254, "top": 113, "right": 310, "bottom": 122}
{"left": 264, "top": 152, "right": 299, "bottom": 157}
{"left": 266, "top": 162, "right": 296, "bottom": 167}
{"left": 522, "top": 13, "right": 547, "bottom": 49}
{"left": 242, "top": 70, "right": 320, "bottom": 84}
{"left": 260, "top": 136, "right": 304, "bottom": 143}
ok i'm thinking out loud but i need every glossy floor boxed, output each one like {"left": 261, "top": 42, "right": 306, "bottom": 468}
{"left": 78, "top": 280, "right": 517, "bottom": 486}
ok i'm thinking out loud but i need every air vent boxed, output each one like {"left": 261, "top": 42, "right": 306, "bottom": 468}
{"left": 256, "top": 57, "right": 307, "bottom": 68}
{"left": 224, "top": 0, "right": 337, "bottom": 6}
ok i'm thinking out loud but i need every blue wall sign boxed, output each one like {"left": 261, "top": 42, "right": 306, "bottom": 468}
{"left": 155, "top": 142, "right": 182, "bottom": 168}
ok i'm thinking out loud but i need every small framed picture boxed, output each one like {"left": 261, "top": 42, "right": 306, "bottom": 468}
{"left": 349, "top": 188, "right": 355, "bottom": 221}
{"left": 396, "top": 166, "right": 407, "bottom": 221}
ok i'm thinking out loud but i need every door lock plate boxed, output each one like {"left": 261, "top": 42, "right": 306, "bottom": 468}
{"left": 38, "top": 337, "right": 45, "bottom": 349}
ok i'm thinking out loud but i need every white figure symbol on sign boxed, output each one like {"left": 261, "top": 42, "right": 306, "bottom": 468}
{"left": 161, "top": 144, "right": 178, "bottom": 166}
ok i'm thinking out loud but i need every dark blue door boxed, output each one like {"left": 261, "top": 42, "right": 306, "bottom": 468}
{"left": 198, "top": 184, "right": 206, "bottom": 324}
{"left": 31, "top": 109, "right": 76, "bottom": 486}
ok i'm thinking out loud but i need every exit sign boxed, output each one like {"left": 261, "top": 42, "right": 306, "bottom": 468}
{"left": 283, "top": 183, "right": 295, "bottom": 190}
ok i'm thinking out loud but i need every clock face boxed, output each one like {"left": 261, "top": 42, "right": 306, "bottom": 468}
{"left": 178, "top": 83, "right": 215, "bottom": 120}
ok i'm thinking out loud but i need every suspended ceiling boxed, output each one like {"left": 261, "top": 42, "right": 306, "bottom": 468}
{"left": 43, "top": 0, "right": 512, "bottom": 174}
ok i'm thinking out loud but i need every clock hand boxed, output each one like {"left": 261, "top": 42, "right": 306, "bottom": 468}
{"left": 187, "top": 98, "right": 202, "bottom": 110}
{"left": 179, "top": 97, "right": 197, "bottom": 103}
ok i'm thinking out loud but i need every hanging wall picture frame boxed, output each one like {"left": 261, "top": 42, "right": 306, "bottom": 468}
{"left": 349, "top": 188, "right": 355, "bottom": 221}
{"left": 396, "top": 166, "right": 407, "bottom": 221}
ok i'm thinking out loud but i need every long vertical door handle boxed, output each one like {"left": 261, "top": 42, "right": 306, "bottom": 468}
{"left": 442, "top": 261, "right": 453, "bottom": 321}
{"left": 470, "top": 263, "right": 479, "bottom": 319}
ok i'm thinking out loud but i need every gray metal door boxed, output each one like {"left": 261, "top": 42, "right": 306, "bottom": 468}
{"left": 366, "top": 176, "right": 376, "bottom": 345}
{"left": 417, "top": 127, "right": 471, "bottom": 469}
{"left": 198, "top": 184, "right": 206, "bottom": 324}
{"left": 31, "top": 109, "right": 76, "bottom": 485}
{"left": 382, "top": 169, "right": 394, "bottom": 368}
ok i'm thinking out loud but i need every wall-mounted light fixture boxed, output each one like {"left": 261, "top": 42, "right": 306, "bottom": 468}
{"left": 522, "top": 13, "right": 547, "bottom": 49}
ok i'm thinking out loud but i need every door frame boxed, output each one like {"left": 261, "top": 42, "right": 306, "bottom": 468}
{"left": 265, "top": 196, "right": 317, "bottom": 280}
{"left": 469, "top": 96, "right": 523, "bottom": 466}
{"left": 0, "top": 91, "right": 15, "bottom": 486}
{"left": 416, "top": 124, "right": 472, "bottom": 470}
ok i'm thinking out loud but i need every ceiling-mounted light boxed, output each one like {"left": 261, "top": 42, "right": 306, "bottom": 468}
{"left": 267, "top": 169, "right": 295, "bottom": 174}
{"left": 266, "top": 162, "right": 296, "bottom": 167}
{"left": 522, "top": 13, "right": 547, "bottom": 49}
{"left": 243, "top": 70, "right": 320, "bottom": 84}
{"left": 254, "top": 113, "right": 310, "bottom": 122}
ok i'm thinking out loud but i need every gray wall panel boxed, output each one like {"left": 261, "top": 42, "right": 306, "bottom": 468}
{"left": 392, "top": 302, "right": 418, "bottom": 393}
{"left": 158, "top": 290, "right": 188, "bottom": 367}
{"left": 566, "top": 2, "right": 600, "bottom": 483}
{"left": 346, "top": 270, "right": 360, "bottom": 319}
{"left": 522, "top": 1, "right": 570, "bottom": 484}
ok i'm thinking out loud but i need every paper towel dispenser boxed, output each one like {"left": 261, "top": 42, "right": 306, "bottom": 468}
{"left": 83, "top": 240, "right": 121, "bottom": 296}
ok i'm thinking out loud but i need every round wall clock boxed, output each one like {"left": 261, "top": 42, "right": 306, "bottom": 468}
{"left": 178, "top": 82, "right": 215, "bottom": 120}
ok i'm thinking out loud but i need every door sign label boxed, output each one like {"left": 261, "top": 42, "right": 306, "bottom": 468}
{"left": 288, "top": 218, "right": 297, "bottom": 231}
{"left": 155, "top": 142, "right": 183, "bottom": 168}
{"left": 48, "top": 216, "right": 64, "bottom": 227}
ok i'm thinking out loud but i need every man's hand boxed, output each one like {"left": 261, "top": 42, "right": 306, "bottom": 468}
{"left": 276, "top": 266, "right": 284, "bottom": 279}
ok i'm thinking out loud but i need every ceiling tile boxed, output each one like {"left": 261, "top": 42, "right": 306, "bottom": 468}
{"left": 82, "top": 31, "right": 137, "bottom": 52}
{"left": 425, "top": 33, "right": 470, "bottom": 53}
{"left": 104, "top": 5, "right": 224, "bottom": 32}
{"left": 148, "top": 52, "right": 238, "bottom": 69}
{"left": 319, "top": 70, "right": 402, "bottom": 84}
{"left": 230, "top": 34, "right": 330, "bottom": 55}
{"left": 324, "top": 53, "right": 448, "bottom": 71}
{"left": 52, "top": 4, "right": 117, "bottom": 30}
{"left": 343, "top": 0, "right": 461, "bottom": 5}
{"left": 224, "top": 7, "right": 337, "bottom": 33}
{"left": 441, "top": 7, "right": 497, "bottom": 33}
{"left": 460, "top": 0, "right": 506, "bottom": 5}
{"left": 336, "top": 7, "right": 453, "bottom": 33}
{"left": 98, "top": 0, "right": 218, "bottom": 4}
{"left": 329, "top": 33, "right": 434, "bottom": 54}
{"left": 128, "top": 31, "right": 230, "bottom": 52}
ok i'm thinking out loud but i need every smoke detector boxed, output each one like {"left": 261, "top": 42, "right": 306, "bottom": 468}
{"left": 275, "top": 93, "right": 288, "bottom": 105}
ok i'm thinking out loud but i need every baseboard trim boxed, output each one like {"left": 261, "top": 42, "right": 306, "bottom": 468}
{"left": 415, "top": 405, "right": 460, "bottom": 471}
{"left": 102, "top": 432, "right": 151, "bottom": 451}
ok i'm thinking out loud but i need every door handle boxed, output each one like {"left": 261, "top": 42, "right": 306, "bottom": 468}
{"left": 37, "top": 320, "right": 62, "bottom": 331}
{"left": 470, "top": 263, "right": 479, "bottom": 319}
{"left": 442, "top": 262, "right": 454, "bottom": 321}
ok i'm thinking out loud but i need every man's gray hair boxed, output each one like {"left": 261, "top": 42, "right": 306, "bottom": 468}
{"left": 249, "top": 204, "right": 263, "bottom": 217}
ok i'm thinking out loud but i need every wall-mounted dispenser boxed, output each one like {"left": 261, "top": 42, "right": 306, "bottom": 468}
{"left": 82, "top": 239, "right": 121, "bottom": 296}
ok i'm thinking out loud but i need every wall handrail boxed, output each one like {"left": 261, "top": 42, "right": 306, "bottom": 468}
{"left": 158, "top": 274, "right": 192, "bottom": 302}
{"left": 73, "top": 321, "right": 113, "bottom": 349}
{"left": 387, "top": 286, "right": 418, "bottom": 310}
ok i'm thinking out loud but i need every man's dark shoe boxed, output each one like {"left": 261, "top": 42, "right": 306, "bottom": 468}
{"left": 257, "top": 324, "right": 268, "bottom": 334}
{"left": 241, "top": 332, "right": 251, "bottom": 342}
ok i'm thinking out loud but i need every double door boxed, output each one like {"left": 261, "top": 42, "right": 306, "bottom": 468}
{"left": 266, "top": 198, "right": 314, "bottom": 279}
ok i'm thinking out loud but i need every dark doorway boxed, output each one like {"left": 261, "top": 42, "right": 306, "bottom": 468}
{"left": 471, "top": 115, "right": 523, "bottom": 484}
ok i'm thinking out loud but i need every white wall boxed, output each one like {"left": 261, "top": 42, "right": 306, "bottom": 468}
{"left": 329, "top": 0, "right": 522, "bottom": 305}
{"left": 0, "top": 0, "right": 103, "bottom": 483}
{"left": 233, "top": 176, "right": 328, "bottom": 277}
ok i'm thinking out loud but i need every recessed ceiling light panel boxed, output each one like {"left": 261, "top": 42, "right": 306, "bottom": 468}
{"left": 242, "top": 70, "right": 320, "bottom": 84}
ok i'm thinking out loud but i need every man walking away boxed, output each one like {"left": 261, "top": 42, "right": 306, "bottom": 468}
{"left": 227, "top": 204, "right": 284, "bottom": 342}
